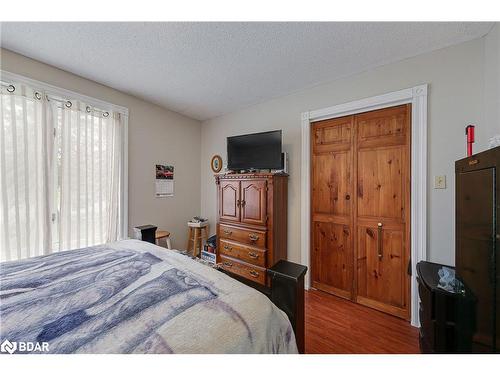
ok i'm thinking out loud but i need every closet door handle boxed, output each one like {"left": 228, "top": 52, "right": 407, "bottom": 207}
{"left": 241, "top": 200, "right": 246, "bottom": 207}
{"left": 377, "top": 223, "right": 383, "bottom": 260}
{"left": 236, "top": 200, "right": 241, "bottom": 207}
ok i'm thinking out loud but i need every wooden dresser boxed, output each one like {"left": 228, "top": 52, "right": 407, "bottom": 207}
{"left": 215, "top": 173, "right": 288, "bottom": 285}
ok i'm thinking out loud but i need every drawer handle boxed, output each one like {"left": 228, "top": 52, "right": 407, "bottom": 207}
{"left": 223, "top": 245, "right": 232, "bottom": 251}
{"left": 248, "top": 233, "right": 259, "bottom": 242}
{"left": 248, "top": 252, "right": 259, "bottom": 259}
{"left": 249, "top": 270, "right": 259, "bottom": 278}
{"left": 223, "top": 261, "right": 233, "bottom": 268}
{"left": 223, "top": 229, "right": 232, "bottom": 236}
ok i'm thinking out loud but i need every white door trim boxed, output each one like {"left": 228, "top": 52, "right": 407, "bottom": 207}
{"left": 300, "top": 84, "right": 428, "bottom": 327}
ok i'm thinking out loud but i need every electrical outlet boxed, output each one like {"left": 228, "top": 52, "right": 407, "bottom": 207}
{"left": 434, "top": 175, "right": 446, "bottom": 189}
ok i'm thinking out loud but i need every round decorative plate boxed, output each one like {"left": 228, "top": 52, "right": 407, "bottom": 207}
{"left": 211, "top": 155, "right": 223, "bottom": 173}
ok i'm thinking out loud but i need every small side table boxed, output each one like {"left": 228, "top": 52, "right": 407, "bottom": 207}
{"left": 268, "top": 260, "right": 308, "bottom": 354}
{"left": 155, "top": 230, "right": 172, "bottom": 249}
{"left": 186, "top": 221, "right": 209, "bottom": 257}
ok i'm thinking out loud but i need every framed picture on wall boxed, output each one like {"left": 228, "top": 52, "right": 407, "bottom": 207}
{"left": 211, "top": 155, "right": 222, "bottom": 173}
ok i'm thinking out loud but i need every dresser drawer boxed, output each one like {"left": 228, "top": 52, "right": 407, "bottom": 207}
{"left": 220, "top": 239, "right": 267, "bottom": 268}
{"left": 219, "top": 224, "right": 266, "bottom": 247}
{"left": 219, "top": 255, "right": 266, "bottom": 285}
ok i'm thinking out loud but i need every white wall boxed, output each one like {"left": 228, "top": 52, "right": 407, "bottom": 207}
{"left": 484, "top": 24, "right": 500, "bottom": 136}
{"left": 0, "top": 48, "right": 202, "bottom": 250}
{"left": 201, "top": 37, "right": 498, "bottom": 266}
{"left": 3, "top": 27, "right": 499, "bottom": 264}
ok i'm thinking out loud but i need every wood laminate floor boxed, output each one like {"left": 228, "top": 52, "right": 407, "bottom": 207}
{"left": 305, "top": 289, "right": 420, "bottom": 354}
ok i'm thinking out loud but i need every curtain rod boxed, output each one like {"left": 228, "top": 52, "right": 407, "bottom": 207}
{"left": 46, "top": 95, "right": 110, "bottom": 117}
{"left": 1, "top": 70, "right": 129, "bottom": 116}
{"left": 1, "top": 80, "right": 110, "bottom": 117}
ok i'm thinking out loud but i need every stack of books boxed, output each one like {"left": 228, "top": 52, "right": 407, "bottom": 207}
{"left": 201, "top": 234, "right": 217, "bottom": 265}
{"left": 201, "top": 250, "right": 216, "bottom": 264}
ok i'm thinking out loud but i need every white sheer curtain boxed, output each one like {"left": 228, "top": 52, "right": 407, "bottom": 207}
{"left": 0, "top": 76, "right": 126, "bottom": 261}
{"left": 0, "top": 84, "right": 52, "bottom": 261}
{"left": 54, "top": 103, "right": 124, "bottom": 251}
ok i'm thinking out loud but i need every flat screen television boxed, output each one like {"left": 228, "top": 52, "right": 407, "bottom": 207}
{"left": 227, "top": 130, "right": 282, "bottom": 170}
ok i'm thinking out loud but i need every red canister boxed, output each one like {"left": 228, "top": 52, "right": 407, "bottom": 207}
{"left": 466, "top": 125, "right": 475, "bottom": 157}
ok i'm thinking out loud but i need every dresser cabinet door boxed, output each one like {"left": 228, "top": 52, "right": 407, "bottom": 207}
{"left": 220, "top": 180, "right": 241, "bottom": 222}
{"left": 240, "top": 179, "right": 267, "bottom": 226}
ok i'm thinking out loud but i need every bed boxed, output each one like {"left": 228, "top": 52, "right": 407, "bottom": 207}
{"left": 0, "top": 239, "right": 297, "bottom": 354}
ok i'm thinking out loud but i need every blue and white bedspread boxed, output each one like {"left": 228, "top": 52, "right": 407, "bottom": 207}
{"left": 0, "top": 240, "right": 297, "bottom": 354}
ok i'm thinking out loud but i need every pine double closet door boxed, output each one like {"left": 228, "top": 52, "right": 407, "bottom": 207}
{"left": 311, "top": 104, "right": 411, "bottom": 320}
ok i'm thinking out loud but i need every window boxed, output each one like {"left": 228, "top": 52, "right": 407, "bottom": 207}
{"left": 0, "top": 72, "right": 128, "bottom": 261}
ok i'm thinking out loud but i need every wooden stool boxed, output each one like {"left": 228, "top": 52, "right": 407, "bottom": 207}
{"left": 155, "top": 230, "right": 172, "bottom": 249}
{"left": 186, "top": 221, "right": 209, "bottom": 257}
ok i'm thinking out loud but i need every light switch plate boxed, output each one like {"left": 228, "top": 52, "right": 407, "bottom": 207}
{"left": 434, "top": 175, "right": 446, "bottom": 189}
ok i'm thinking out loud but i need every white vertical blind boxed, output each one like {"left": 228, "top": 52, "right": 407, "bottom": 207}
{"left": 0, "top": 74, "right": 127, "bottom": 262}
{"left": 0, "top": 84, "right": 51, "bottom": 261}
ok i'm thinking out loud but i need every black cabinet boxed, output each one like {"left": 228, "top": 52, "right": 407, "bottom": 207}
{"left": 417, "top": 261, "right": 475, "bottom": 353}
{"left": 456, "top": 146, "right": 500, "bottom": 353}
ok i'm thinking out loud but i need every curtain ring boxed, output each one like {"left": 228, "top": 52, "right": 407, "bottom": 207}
{"left": 65, "top": 101, "right": 72, "bottom": 108}
{"left": 34, "top": 92, "right": 42, "bottom": 100}
{"left": 86, "top": 106, "right": 92, "bottom": 113}
{"left": 7, "top": 84, "right": 15, "bottom": 93}
{"left": 103, "top": 112, "right": 110, "bottom": 118}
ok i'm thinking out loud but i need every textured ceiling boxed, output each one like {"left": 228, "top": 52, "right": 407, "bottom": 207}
{"left": 0, "top": 22, "right": 493, "bottom": 121}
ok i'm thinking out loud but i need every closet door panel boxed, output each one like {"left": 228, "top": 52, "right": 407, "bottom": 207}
{"left": 355, "top": 104, "right": 410, "bottom": 320}
{"left": 312, "top": 221, "right": 352, "bottom": 298}
{"left": 312, "top": 151, "right": 351, "bottom": 216}
{"left": 357, "top": 147, "right": 404, "bottom": 219}
{"left": 312, "top": 117, "right": 352, "bottom": 153}
{"left": 356, "top": 105, "right": 407, "bottom": 148}
{"left": 356, "top": 223, "right": 405, "bottom": 308}
{"left": 311, "top": 116, "right": 354, "bottom": 299}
